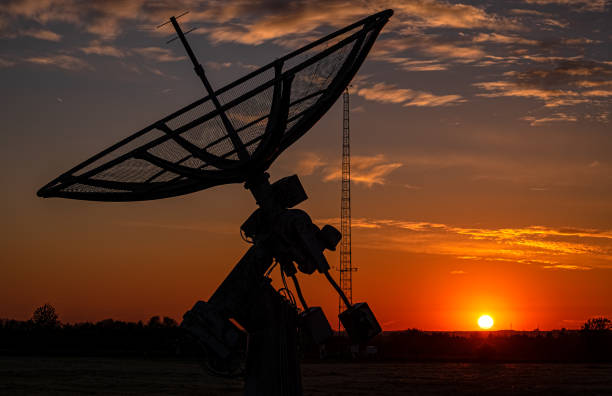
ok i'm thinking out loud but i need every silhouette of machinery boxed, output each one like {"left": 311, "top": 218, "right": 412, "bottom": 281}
{"left": 38, "top": 9, "right": 393, "bottom": 395}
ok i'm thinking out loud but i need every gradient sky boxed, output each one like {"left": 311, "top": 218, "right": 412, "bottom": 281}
{"left": 1, "top": 0, "right": 611, "bottom": 331}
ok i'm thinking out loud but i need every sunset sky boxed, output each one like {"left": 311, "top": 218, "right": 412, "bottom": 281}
{"left": 1, "top": 0, "right": 611, "bottom": 331}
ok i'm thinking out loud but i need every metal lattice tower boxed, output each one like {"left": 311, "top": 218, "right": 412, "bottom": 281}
{"left": 339, "top": 88, "right": 355, "bottom": 330}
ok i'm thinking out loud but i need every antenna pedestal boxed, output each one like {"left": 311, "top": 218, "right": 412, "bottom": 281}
{"left": 182, "top": 172, "right": 380, "bottom": 394}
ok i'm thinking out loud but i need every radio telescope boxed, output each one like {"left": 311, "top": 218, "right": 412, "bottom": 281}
{"left": 38, "top": 9, "right": 393, "bottom": 395}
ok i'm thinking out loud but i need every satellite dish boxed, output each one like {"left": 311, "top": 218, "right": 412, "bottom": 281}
{"left": 37, "top": 9, "right": 393, "bottom": 201}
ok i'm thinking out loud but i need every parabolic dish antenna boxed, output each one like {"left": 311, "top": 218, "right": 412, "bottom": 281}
{"left": 37, "top": 9, "right": 393, "bottom": 201}
{"left": 37, "top": 10, "right": 394, "bottom": 394}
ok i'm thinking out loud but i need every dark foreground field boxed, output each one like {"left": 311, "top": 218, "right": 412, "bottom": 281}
{"left": 1, "top": 357, "right": 612, "bottom": 395}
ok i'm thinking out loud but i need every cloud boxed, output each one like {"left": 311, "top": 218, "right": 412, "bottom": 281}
{"left": 323, "top": 154, "right": 402, "bottom": 187}
{"left": 0, "top": 0, "right": 522, "bottom": 47}
{"left": 0, "top": 0, "right": 146, "bottom": 40}
{"left": 521, "top": 112, "right": 578, "bottom": 126}
{"left": 375, "top": 36, "right": 489, "bottom": 63}
{"left": 400, "top": 60, "right": 449, "bottom": 72}
{"left": 475, "top": 80, "right": 559, "bottom": 97}
{"left": 205, "top": 61, "right": 233, "bottom": 70}
{"left": 404, "top": 92, "right": 466, "bottom": 107}
{"left": 505, "top": 60, "right": 612, "bottom": 88}
{"left": 583, "top": 89, "right": 612, "bottom": 97}
{"left": 357, "top": 82, "right": 414, "bottom": 104}
{"left": 450, "top": 270, "right": 467, "bottom": 274}
{"left": 474, "top": 60, "right": 612, "bottom": 109}
{"left": 562, "top": 37, "right": 598, "bottom": 45}
{"left": 585, "top": 112, "right": 610, "bottom": 123}
{"left": 475, "top": 81, "right": 583, "bottom": 107}
{"left": 523, "top": 0, "right": 609, "bottom": 12}
{"left": 392, "top": 0, "right": 521, "bottom": 30}
{"left": 80, "top": 43, "right": 126, "bottom": 58}
{"left": 24, "top": 54, "right": 93, "bottom": 71}
{"left": 199, "top": 1, "right": 369, "bottom": 45}
{"left": 357, "top": 81, "right": 465, "bottom": 107}
{"left": 21, "top": 28, "right": 62, "bottom": 41}
{"left": 204, "top": 60, "right": 259, "bottom": 71}
{"left": 373, "top": 34, "right": 491, "bottom": 70}
{"left": 472, "top": 32, "right": 539, "bottom": 46}
{"left": 296, "top": 152, "right": 326, "bottom": 175}
{"left": 196, "top": 0, "right": 522, "bottom": 45}
{"left": 421, "top": 43, "right": 487, "bottom": 62}
{"left": 370, "top": 53, "right": 450, "bottom": 72}
{"left": 542, "top": 264, "right": 591, "bottom": 270}
{"left": 323, "top": 154, "right": 403, "bottom": 187}
{"left": 132, "top": 47, "right": 185, "bottom": 62}
{"left": 509, "top": 8, "right": 551, "bottom": 16}
{"left": 314, "top": 217, "right": 612, "bottom": 269}
{"left": 574, "top": 80, "right": 612, "bottom": 88}
{"left": 297, "top": 153, "right": 402, "bottom": 187}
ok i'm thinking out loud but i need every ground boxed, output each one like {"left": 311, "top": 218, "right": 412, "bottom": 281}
{"left": 1, "top": 357, "right": 611, "bottom": 395}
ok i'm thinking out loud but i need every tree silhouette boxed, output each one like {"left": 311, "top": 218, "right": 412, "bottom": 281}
{"left": 148, "top": 315, "right": 161, "bottom": 327}
{"left": 582, "top": 317, "right": 611, "bottom": 331}
{"left": 32, "top": 304, "right": 59, "bottom": 327}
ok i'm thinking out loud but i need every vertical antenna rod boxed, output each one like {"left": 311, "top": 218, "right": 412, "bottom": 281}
{"left": 169, "top": 16, "right": 249, "bottom": 161}
{"left": 339, "top": 87, "right": 355, "bottom": 331}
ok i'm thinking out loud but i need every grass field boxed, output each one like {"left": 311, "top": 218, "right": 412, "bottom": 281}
{"left": 1, "top": 357, "right": 611, "bottom": 395}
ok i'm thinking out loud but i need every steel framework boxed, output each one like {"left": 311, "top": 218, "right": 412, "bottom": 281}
{"left": 338, "top": 88, "right": 356, "bottom": 330}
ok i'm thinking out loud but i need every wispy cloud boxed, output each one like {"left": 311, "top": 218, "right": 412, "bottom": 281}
{"left": 400, "top": 60, "right": 449, "bottom": 72}
{"left": 205, "top": 60, "right": 259, "bottom": 71}
{"left": 585, "top": 111, "right": 610, "bottom": 123}
{"left": 80, "top": 43, "right": 126, "bottom": 58}
{"left": 24, "top": 54, "right": 93, "bottom": 71}
{"left": 374, "top": 36, "right": 489, "bottom": 65}
{"left": 323, "top": 155, "right": 403, "bottom": 187}
{"left": 473, "top": 59, "right": 612, "bottom": 110}
{"left": 422, "top": 43, "right": 487, "bottom": 62}
{"left": 205, "top": 61, "right": 233, "bottom": 70}
{"left": 0, "top": 0, "right": 522, "bottom": 45}
{"left": 357, "top": 82, "right": 414, "bottom": 104}
{"left": 132, "top": 47, "right": 185, "bottom": 63}
{"left": 542, "top": 264, "right": 591, "bottom": 270}
{"left": 296, "top": 152, "right": 327, "bottom": 175}
{"left": 472, "top": 32, "right": 539, "bottom": 46}
{"left": 393, "top": 1, "right": 522, "bottom": 30}
{"left": 357, "top": 81, "right": 465, "bottom": 107}
{"left": 583, "top": 89, "right": 612, "bottom": 97}
{"left": 475, "top": 80, "right": 578, "bottom": 102}
{"left": 521, "top": 112, "right": 578, "bottom": 126}
{"left": 21, "top": 28, "right": 62, "bottom": 42}
{"left": 296, "top": 153, "right": 402, "bottom": 187}
{"left": 314, "top": 217, "right": 612, "bottom": 269}
{"left": 523, "top": 0, "right": 609, "bottom": 12}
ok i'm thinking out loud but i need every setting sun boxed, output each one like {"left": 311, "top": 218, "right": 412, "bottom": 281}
{"left": 478, "top": 315, "right": 494, "bottom": 329}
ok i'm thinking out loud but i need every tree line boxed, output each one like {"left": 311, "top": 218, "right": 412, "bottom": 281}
{"left": 1, "top": 304, "right": 610, "bottom": 362}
